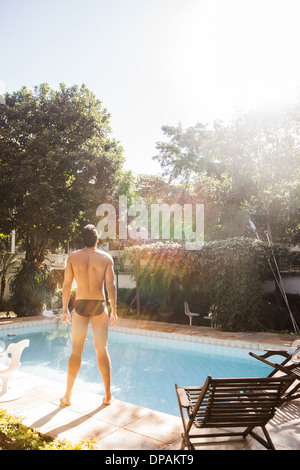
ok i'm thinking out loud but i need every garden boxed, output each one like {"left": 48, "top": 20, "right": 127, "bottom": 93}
{"left": 0, "top": 83, "right": 299, "bottom": 335}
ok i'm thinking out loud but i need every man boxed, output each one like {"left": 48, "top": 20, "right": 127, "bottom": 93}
{"left": 60, "top": 224, "right": 117, "bottom": 407}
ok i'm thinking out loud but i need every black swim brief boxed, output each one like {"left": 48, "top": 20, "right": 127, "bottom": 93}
{"left": 74, "top": 299, "right": 107, "bottom": 317}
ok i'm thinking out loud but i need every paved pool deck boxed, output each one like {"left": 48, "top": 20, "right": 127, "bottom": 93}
{"left": 0, "top": 316, "right": 299, "bottom": 450}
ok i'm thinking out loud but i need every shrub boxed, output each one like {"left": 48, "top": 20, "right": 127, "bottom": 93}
{"left": 117, "top": 287, "right": 133, "bottom": 308}
{"left": 53, "top": 287, "right": 76, "bottom": 312}
{"left": 122, "top": 242, "right": 185, "bottom": 314}
{"left": 192, "top": 238, "right": 280, "bottom": 331}
{"left": 0, "top": 408, "right": 96, "bottom": 450}
{"left": 10, "top": 261, "right": 57, "bottom": 316}
{"left": 123, "top": 238, "right": 294, "bottom": 331}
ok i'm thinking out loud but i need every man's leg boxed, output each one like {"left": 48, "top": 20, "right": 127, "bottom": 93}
{"left": 91, "top": 311, "right": 112, "bottom": 405}
{"left": 60, "top": 310, "right": 89, "bottom": 406}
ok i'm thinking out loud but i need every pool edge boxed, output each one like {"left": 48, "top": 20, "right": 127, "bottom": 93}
{"left": 0, "top": 316, "right": 294, "bottom": 353}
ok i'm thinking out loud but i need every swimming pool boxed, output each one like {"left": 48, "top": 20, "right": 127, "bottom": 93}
{"left": 0, "top": 324, "right": 274, "bottom": 417}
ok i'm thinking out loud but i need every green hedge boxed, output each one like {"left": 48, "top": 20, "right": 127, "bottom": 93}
{"left": 123, "top": 238, "right": 294, "bottom": 331}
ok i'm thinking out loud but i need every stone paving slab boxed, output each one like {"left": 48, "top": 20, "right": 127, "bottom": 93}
{"left": 0, "top": 317, "right": 299, "bottom": 450}
{"left": 1, "top": 367, "right": 299, "bottom": 450}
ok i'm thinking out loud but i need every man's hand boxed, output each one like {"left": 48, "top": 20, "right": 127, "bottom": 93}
{"left": 110, "top": 310, "right": 118, "bottom": 326}
{"left": 61, "top": 310, "right": 71, "bottom": 325}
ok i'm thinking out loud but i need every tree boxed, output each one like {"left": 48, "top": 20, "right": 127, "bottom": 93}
{"left": 153, "top": 101, "right": 300, "bottom": 244}
{"left": 135, "top": 174, "right": 187, "bottom": 205}
{"left": 212, "top": 106, "right": 300, "bottom": 243}
{"left": 0, "top": 252, "right": 20, "bottom": 304}
{"left": 153, "top": 124, "right": 250, "bottom": 241}
{"left": 154, "top": 122, "right": 222, "bottom": 183}
{"left": 0, "top": 83, "right": 125, "bottom": 262}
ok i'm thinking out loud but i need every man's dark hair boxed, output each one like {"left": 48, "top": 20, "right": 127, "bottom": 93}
{"left": 82, "top": 224, "right": 98, "bottom": 247}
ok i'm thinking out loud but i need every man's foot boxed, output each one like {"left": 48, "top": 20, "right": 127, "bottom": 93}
{"left": 60, "top": 396, "right": 71, "bottom": 407}
{"left": 102, "top": 394, "right": 113, "bottom": 406}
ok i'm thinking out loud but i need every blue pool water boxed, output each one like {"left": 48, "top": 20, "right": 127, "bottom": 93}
{"left": 0, "top": 326, "right": 273, "bottom": 417}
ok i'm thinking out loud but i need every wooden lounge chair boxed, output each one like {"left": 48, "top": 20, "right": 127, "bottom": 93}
{"left": 249, "top": 342, "right": 300, "bottom": 404}
{"left": 175, "top": 375, "right": 293, "bottom": 450}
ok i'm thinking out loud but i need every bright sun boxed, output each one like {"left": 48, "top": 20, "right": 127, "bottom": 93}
{"left": 217, "top": 0, "right": 300, "bottom": 110}
{"left": 156, "top": 0, "right": 300, "bottom": 122}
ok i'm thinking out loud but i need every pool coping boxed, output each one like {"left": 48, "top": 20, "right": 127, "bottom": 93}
{"left": 0, "top": 315, "right": 297, "bottom": 353}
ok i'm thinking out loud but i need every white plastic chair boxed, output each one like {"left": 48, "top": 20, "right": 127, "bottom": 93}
{"left": 0, "top": 339, "right": 30, "bottom": 402}
{"left": 184, "top": 301, "right": 200, "bottom": 326}
{"left": 42, "top": 309, "right": 56, "bottom": 317}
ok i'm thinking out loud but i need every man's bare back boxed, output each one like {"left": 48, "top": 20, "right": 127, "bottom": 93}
{"left": 62, "top": 246, "right": 117, "bottom": 325}
{"left": 69, "top": 247, "right": 112, "bottom": 300}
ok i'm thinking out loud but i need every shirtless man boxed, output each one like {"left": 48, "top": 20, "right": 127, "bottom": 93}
{"left": 60, "top": 224, "right": 117, "bottom": 407}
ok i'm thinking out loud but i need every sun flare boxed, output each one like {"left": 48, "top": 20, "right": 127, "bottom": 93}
{"left": 159, "top": 0, "right": 300, "bottom": 121}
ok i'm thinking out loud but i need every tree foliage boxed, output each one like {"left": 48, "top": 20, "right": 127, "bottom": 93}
{"left": 154, "top": 102, "right": 300, "bottom": 244}
{"left": 0, "top": 83, "right": 124, "bottom": 262}
{"left": 154, "top": 123, "right": 222, "bottom": 182}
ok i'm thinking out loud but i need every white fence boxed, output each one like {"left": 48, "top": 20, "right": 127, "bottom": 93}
{"left": 263, "top": 274, "right": 300, "bottom": 295}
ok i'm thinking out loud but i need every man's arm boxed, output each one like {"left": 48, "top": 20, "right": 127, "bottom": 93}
{"left": 61, "top": 256, "right": 74, "bottom": 325}
{"left": 105, "top": 257, "right": 117, "bottom": 325}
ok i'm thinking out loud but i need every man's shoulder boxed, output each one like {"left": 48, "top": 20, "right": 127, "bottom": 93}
{"left": 68, "top": 249, "right": 82, "bottom": 258}
{"left": 95, "top": 249, "right": 114, "bottom": 263}
{"left": 67, "top": 248, "right": 113, "bottom": 264}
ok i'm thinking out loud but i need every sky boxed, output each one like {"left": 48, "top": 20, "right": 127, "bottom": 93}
{"left": 1, "top": 0, "right": 300, "bottom": 174}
